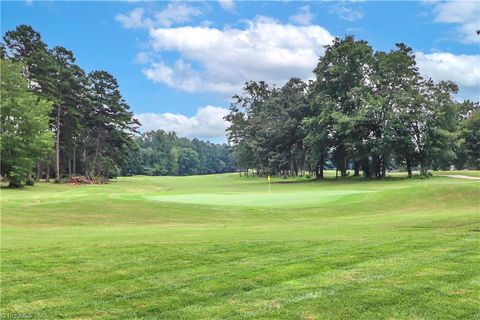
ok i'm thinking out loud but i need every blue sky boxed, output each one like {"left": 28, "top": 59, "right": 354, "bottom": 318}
{"left": 2, "top": 0, "right": 479, "bottom": 142}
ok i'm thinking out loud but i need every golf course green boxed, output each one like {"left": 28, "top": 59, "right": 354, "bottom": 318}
{"left": 1, "top": 173, "right": 479, "bottom": 319}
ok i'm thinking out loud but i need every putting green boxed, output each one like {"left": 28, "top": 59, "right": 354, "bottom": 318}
{"left": 145, "top": 189, "right": 375, "bottom": 208}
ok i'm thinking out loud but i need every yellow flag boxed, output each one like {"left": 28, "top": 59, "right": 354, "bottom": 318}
{"left": 267, "top": 175, "right": 271, "bottom": 182}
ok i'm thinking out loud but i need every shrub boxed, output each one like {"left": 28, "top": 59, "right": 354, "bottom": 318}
{"left": 413, "top": 172, "right": 433, "bottom": 179}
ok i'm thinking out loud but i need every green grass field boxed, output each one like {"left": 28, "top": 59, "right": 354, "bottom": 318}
{"left": 433, "top": 170, "right": 480, "bottom": 178}
{"left": 1, "top": 173, "right": 479, "bottom": 319}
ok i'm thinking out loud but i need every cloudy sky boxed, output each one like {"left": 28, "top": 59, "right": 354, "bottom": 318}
{"left": 3, "top": 0, "right": 480, "bottom": 142}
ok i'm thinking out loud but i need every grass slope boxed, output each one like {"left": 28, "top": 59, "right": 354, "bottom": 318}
{"left": 1, "top": 174, "right": 479, "bottom": 319}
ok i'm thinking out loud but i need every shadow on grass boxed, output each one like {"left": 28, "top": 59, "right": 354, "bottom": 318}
{"left": 272, "top": 175, "right": 411, "bottom": 185}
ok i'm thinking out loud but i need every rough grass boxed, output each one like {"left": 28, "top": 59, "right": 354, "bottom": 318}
{"left": 1, "top": 173, "right": 479, "bottom": 319}
{"left": 433, "top": 170, "right": 480, "bottom": 177}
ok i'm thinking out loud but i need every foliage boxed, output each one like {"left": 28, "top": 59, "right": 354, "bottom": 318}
{"left": 1, "top": 25, "right": 138, "bottom": 186}
{"left": 121, "top": 130, "right": 235, "bottom": 176}
{"left": 0, "top": 60, "right": 53, "bottom": 187}
{"left": 456, "top": 106, "right": 480, "bottom": 169}
{"left": 225, "top": 36, "right": 475, "bottom": 178}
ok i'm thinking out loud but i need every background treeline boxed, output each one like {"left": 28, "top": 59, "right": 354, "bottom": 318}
{"left": 225, "top": 36, "right": 479, "bottom": 178}
{"left": 121, "top": 130, "right": 235, "bottom": 176}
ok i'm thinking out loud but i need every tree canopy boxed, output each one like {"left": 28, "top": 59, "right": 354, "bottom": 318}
{"left": 121, "top": 130, "right": 235, "bottom": 176}
{"left": 0, "top": 60, "right": 53, "bottom": 187}
{"left": 1, "top": 25, "right": 138, "bottom": 186}
{"left": 225, "top": 36, "right": 479, "bottom": 178}
{"left": 2, "top": 26, "right": 478, "bottom": 187}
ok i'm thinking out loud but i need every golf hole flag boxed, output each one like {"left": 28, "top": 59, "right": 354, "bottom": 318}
{"left": 267, "top": 175, "right": 271, "bottom": 183}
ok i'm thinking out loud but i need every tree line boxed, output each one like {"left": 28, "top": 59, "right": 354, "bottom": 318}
{"left": 0, "top": 25, "right": 234, "bottom": 187}
{"left": 1, "top": 25, "right": 139, "bottom": 187}
{"left": 225, "top": 36, "right": 479, "bottom": 178}
{"left": 121, "top": 130, "right": 235, "bottom": 176}
{"left": 2, "top": 26, "right": 478, "bottom": 187}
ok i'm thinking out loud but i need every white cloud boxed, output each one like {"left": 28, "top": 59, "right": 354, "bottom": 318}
{"left": 290, "top": 5, "right": 314, "bottom": 26}
{"left": 143, "top": 59, "right": 202, "bottom": 92}
{"left": 116, "top": 3, "right": 201, "bottom": 29}
{"left": 136, "top": 106, "right": 230, "bottom": 142}
{"left": 218, "top": 0, "right": 235, "bottom": 11}
{"left": 143, "top": 59, "right": 238, "bottom": 93}
{"left": 155, "top": 2, "right": 202, "bottom": 27}
{"left": 118, "top": 5, "right": 478, "bottom": 101}
{"left": 135, "top": 52, "right": 152, "bottom": 64}
{"left": 329, "top": 2, "right": 363, "bottom": 22}
{"left": 116, "top": 7, "right": 149, "bottom": 29}
{"left": 427, "top": 0, "right": 480, "bottom": 43}
{"left": 142, "top": 16, "right": 334, "bottom": 94}
{"left": 416, "top": 51, "right": 480, "bottom": 100}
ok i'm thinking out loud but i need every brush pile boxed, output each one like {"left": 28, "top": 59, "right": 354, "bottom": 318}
{"left": 70, "top": 176, "right": 90, "bottom": 184}
{"left": 69, "top": 176, "right": 109, "bottom": 184}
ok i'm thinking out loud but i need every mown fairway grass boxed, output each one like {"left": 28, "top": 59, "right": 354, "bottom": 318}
{"left": 1, "top": 173, "right": 479, "bottom": 319}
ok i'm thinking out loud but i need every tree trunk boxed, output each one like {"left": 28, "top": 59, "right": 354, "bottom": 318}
{"left": 420, "top": 158, "right": 427, "bottom": 175}
{"left": 46, "top": 159, "right": 50, "bottom": 182}
{"left": 301, "top": 150, "right": 306, "bottom": 176}
{"left": 372, "top": 156, "right": 381, "bottom": 179}
{"left": 406, "top": 156, "right": 412, "bottom": 178}
{"left": 354, "top": 160, "right": 360, "bottom": 176}
{"left": 381, "top": 155, "right": 387, "bottom": 178}
{"left": 93, "top": 130, "right": 101, "bottom": 177}
{"left": 290, "top": 156, "right": 295, "bottom": 177}
{"left": 36, "top": 161, "right": 41, "bottom": 181}
{"left": 55, "top": 105, "right": 61, "bottom": 182}
{"left": 83, "top": 145, "right": 89, "bottom": 179}
{"left": 341, "top": 156, "right": 347, "bottom": 177}
{"left": 363, "top": 157, "right": 371, "bottom": 178}
{"left": 319, "top": 153, "right": 324, "bottom": 179}
{"left": 72, "top": 146, "right": 76, "bottom": 175}
{"left": 97, "top": 160, "right": 103, "bottom": 178}
{"left": 68, "top": 157, "right": 72, "bottom": 177}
